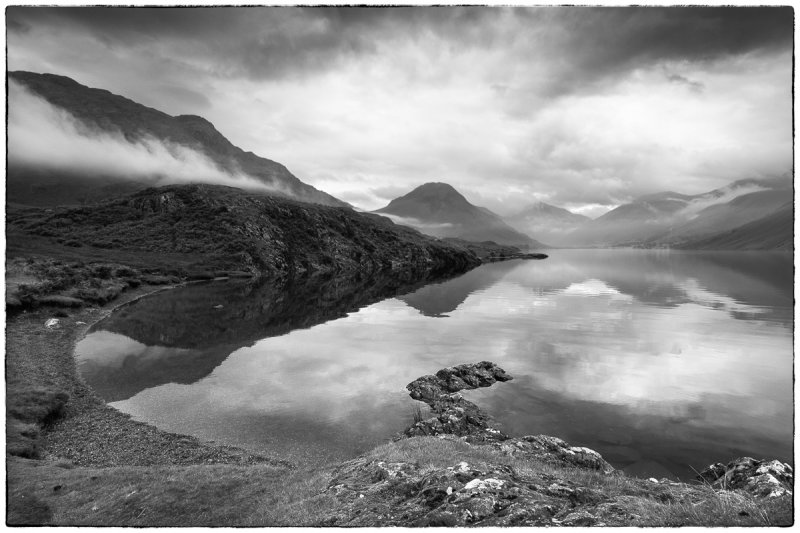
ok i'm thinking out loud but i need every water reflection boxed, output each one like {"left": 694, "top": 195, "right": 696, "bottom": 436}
{"left": 76, "top": 250, "right": 793, "bottom": 475}
{"left": 79, "top": 268, "right": 465, "bottom": 402}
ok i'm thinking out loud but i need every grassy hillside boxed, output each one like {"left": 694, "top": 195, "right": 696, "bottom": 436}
{"left": 8, "top": 183, "right": 479, "bottom": 281}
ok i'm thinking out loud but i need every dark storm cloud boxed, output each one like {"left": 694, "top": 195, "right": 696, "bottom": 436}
{"left": 10, "top": 5, "right": 792, "bottom": 89}
{"left": 7, "top": 6, "right": 791, "bottom": 84}
{"left": 511, "top": 6, "right": 793, "bottom": 98}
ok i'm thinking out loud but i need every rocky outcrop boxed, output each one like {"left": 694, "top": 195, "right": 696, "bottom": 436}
{"left": 404, "top": 362, "right": 614, "bottom": 474}
{"left": 404, "top": 362, "right": 513, "bottom": 442}
{"left": 317, "top": 362, "right": 790, "bottom": 527}
{"left": 698, "top": 457, "right": 793, "bottom": 498}
{"left": 490, "top": 435, "right": 615, "bottom": 474}
{"left": 323, "top": 455, "right": 625, "bottom": 526}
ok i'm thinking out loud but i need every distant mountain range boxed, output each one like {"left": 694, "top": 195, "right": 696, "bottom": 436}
{"left": 562, "top": 176, "right": 792, "bottom": 249}
{"left": 505, "top": 201, "right": 590, "bottom": 246}
{"left": 8, "top": 71, "right": 345, "bottom": 207}
{"left": 374, "top": 182, "right": 544, "bottom": 248}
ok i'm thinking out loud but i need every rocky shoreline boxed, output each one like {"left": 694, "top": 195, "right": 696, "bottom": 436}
{"left": 318, "top": 362, "right": 793, "bottom": 526}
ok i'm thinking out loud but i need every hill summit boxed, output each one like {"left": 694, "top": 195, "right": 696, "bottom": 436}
{"left": 375, "top": 182, "right": 541, "bottom": 248}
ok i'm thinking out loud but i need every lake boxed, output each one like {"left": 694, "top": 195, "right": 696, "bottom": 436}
{"left": 75, "top": 249, "right": 794, "bottom": 479}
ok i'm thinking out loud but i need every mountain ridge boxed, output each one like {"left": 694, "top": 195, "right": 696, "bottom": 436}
{"left": 8, "top": 70, "right": 346, "bottom": 207}
{"left": 563, "top": 176, "right": 792, "bottom": 248}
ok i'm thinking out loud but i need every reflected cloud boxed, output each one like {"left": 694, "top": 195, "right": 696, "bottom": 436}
{"left": 82, "top": 250, "right": 792, "bottom": 477}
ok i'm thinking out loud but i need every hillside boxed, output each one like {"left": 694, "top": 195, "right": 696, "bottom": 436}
{"left": 8, "top": 71, "right": 345, "bottom": 207}
{"left": 565, "top": 177, "right": 792, "bottom": 247}
{"left": 506, "top": 201, "right": 589, "bottom": 247}
{"left": 374, "top": 182, "right": 541, "bottom": 247}
{"left": 674, "top": 201, "right": 793, "bottom": 251}
{"left": 7, "top": 183, "right": 480, "bottom": 280}
{"left": 649, "top": 189, "right": 791, "bottom": 245}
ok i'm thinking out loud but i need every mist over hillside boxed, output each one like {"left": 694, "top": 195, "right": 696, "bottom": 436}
{"left": 7, "top": 71, "right": 346, "bottom": 207}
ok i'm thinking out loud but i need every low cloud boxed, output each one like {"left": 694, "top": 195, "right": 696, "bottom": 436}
{"left": 8, "top": 81, "right": 286, "bottom": 194}
{"left": 376, "top": 213, "right": 454, "bottom": 232}
{"left": 666, "top": 73, "right": 704, "bottom": 93}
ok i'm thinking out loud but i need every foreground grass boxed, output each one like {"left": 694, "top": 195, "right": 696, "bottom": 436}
{"left": 7, "top": 457, "right": 329, "bottom": 526}
{"left": 9, "top": 438, "right": 792, "bottom": 526}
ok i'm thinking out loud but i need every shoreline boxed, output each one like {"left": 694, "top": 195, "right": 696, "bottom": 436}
{"left": 7, "top": 282, "right": 290, "bottom": 469}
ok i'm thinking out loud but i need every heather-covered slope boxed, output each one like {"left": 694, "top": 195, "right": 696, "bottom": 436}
{"left": 7, "top": 183, "right": 480, "bottom": 279}
{"left": 375, "top": 182, "right": 541, "bottom": 247}
{"left": 8, "top": 71, "right": 345, "bottom": 207}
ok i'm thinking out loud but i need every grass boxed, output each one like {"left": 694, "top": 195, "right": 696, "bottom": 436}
{"left": 7, "top": 457, "right": 332, "bottom": 526}
{"left": 411, "top": 403, "right": 427, "bottom": 424}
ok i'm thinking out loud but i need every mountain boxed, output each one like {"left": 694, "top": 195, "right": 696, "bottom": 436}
{"left": 8, "top": 71, "right": 345, "bottom": 207}
{"left": 565, "top": 176, "right": 792, "bottom": 247}
{"left": 648, "top": 188, "right": 791, "bottom": 246}
{"left": 7, "top": 183, "right": 480, "bottom": 278}
{"left": 506, "top": 201, "right": 590, "bottom": 247}
{"left": 374, "top": 182, "right": 542, "bottom": 247}
{"left": 674, "top": 201, "right": 793, "bottom": 251}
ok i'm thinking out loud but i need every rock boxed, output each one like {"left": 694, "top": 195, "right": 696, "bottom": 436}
{"left": 560, "top": 509, "right": 599, "bottom": 526}
{"left": 491, "top": 435, "right": 615, "bottom": 474}
{"left": 404, "top": 362, "right": 513, "bottom": 441}
{"left": 44, "top": 318, "right": 60, "bottom": 329}
{"left": 322, "top": 454, "right": 625, "bottom": 527}
{"left": 407, "top": 361, "right": 512, "bottom": 402}
{"left": 697, "top": 457, "right": 793, "bottom": 498}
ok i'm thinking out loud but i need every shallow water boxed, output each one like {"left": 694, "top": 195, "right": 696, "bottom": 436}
{"left": 76, "top": 250, "right": 793, "bottom": 477}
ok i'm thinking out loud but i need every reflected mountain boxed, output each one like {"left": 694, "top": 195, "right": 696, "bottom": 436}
{"left": 500, "top": 250, "right": 792, "bottom": 322}
{"left": 79, "top": 268, "right": 467, "bottom": 402}
{"left": 398, "top": 260, "right": 520, "bottom": 317}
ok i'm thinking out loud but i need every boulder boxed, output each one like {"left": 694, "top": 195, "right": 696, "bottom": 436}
{"left": 491, "top": 435, "right": 615, "bottom": 474}
{"left": 697, "top": 457, "right": 793, "bottom": 498}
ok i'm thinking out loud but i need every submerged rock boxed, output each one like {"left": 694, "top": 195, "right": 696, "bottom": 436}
{"left": 697, "top": 457, "right": 793, "bottom": 498}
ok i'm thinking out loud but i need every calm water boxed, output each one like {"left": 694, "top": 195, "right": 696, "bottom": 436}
{"left": 75, "top": 250, "right": 793, "bottom": 478}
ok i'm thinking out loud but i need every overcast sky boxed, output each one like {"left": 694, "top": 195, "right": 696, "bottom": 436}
{"left": 7, "top": 5, "right": 793, "bottom": 216}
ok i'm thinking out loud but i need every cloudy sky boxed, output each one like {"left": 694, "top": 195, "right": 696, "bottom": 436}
{"left": 7, "top": 5, "right": 793, "bottom": 216}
